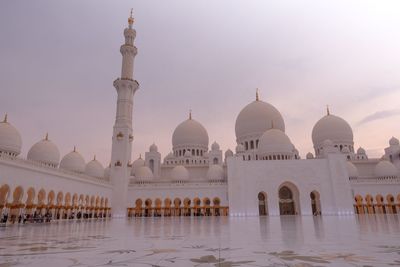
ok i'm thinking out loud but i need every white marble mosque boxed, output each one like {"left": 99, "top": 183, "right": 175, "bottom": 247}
{"left": 1, "top": 11, "right": 400, "bottom": 225}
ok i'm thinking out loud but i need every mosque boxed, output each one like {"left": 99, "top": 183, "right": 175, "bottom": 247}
{"left": 1, "top": 13, "right": 400, "bottom": 222}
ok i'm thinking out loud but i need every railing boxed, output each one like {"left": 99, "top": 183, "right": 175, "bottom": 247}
{"left": 0, "top": 153, "right": 110, "bottom": 185}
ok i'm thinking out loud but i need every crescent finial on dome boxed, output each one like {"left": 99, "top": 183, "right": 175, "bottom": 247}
{"left": 128, "top": 8, "right": 134, "bottom": 27}
{"left": 3, "top": 113, "right": 7, "bottom": 123}
{"left": 256, "top": 88, "right": 259, "bottom": 101}
{"left": 326, "top": 105, "right": 330, "bottom": 116}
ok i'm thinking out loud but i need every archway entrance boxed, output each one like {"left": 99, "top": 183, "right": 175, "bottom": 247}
{"left": 258, "top": 192, "right": 267, "bottom": 216}
{"left": 310, "top": 191, "right": 321, "bottom": 215}
{"left": 279, "top": 186, "right": 295, "bottom": 215}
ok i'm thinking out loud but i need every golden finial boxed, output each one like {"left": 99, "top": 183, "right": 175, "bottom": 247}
{"left": 189, "top": 109, "right": 192, "bottom": 120}
{"left": 326, "top": 105, "right": 330, "bottom": 116}
{"left": 3, "top": 113, "right": 7, "bottom": 123}
{"left": 44, "top": 133, "right": 49, "bottom": 141}
{"left": 128, "top": 8, "right": 134, "bottom": 27}
{"left": 256, "top": 88, "right": 259, "bottom": 101}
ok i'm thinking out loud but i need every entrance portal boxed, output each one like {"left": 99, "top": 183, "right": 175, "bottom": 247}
{"left": 279, "top": 186, "right": 295, "bottom": 215}
{"left": 258, "top": 192, "right": 267, "bottom": 216}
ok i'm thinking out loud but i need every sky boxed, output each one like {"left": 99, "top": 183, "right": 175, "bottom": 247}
{"left": 0, "top": 0, "right": 399, "bottom": 166}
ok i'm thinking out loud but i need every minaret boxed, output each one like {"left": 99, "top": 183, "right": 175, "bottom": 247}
{"left": 110, "top": 10, "right": 139, "bottom": 217}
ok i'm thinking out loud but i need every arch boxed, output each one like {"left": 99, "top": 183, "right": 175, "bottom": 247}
{"left": 213, "top": 197, "right": 221, "bottom": 216}
{"left": 135, "top": 198, "right": 143, "bottom": 208}
{"left": 65, "top": 193, "right": 71, "bottom": 206}
{"left": 0, "top": 184, "right": 10, "bottom": 206}
{"left": 193, "top": 197, "right": 201, "bottom": 216}
{"left": 37, "top": 188, "right": 46, "bottom": 205}
{"left": 56, "top": 191, "right": 64, "bottom": 205}
{"left": 387, "top": 194, "right": 397, "bottom": 214}
{"left": 47, "top": 190, "right": 55, "bottom": 206}
{"left": 278, "top": 182, "right": 300, "bottom": 215}
{"left": 213, "top": 158, "right": 218, "bottom": 164}
{"left": 365, "top": 194, "right": 374, "bottom": 214}
{"left": 310, "top": 191, "right": 321, "bottom": 216}
{"left": 155, "top": 198, "right": 162, "bottom": 208}
{"left": 203, "top": 197, "right": 211, "bottom": 216}
{"left": 26, "top": 187, "right": 35, "bottom": 206}
{"left": 164, "top": 198, "right": 171, "bottom": 207}
{"left": 173, "top": 197, "right": 181, "bottom": 207}
{"left": 258, "top": 192, "right": 268, "bottom": 216}
{"left": 375, "top": 194, "right": 385, "bottom": 214}
{"left": 12, "top": 186, "right": 24, "bottom": 204}
{"left": 184, "top": 197, "right": 191, "bottom": 207}
{"left": 213, "top": 197, "right": 220, "bottom": 206}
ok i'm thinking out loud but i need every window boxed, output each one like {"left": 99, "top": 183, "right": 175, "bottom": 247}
{"left": 245, "top": 142, "right": 249, "bottom": 150}
{"left": 256, "top": 139, "right": 259, "bottom": 148}
{"left": 192, "top": 149, "right": 195, "bottom": 156}
{"left": 213, "top": 158, "right": 218, "bottom": 164}
{"left": 250, "top": 140, "right": 254, "bottom": 149}
{"left": 248, "top": 155, "right": 251, "bottom": 160}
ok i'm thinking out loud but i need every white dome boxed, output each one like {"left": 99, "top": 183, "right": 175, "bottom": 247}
{"left": 312, "top": 113, "right": 353, "bottom": 147}
{"left": 211, "top": 141, "right": 220, "bottom": 151}
{"left": 389, "top": 137, "right": 399, "bottom": 146}
{"left": 149, "top": 143, "right": 158, "bottom": 152}
{"left": 171, "top": 165, "right": 189, "bottom": 181}
{"left": 374, "top": 160, "right": 398, "bottom": 178}
{"left": 104, "top": 165, "right": 111, "bottom": 179}
{"left": 258, "top": 129, "right": 293, "bottom": 157}
{"left": 306, "top": 152, "right": 314, "bottom": 159}
{"left": 85, "top": 157, "right": 104, "bottom": 178}
{"left": 347, "top": 161, "right": 359, "bottom": 178}
{"left": 207, "top": 164, "right": 224, "bottom": 181}
{"left": 60, "top": 148, "right": 85, "bottom": 173}
{"left": 135, "top": 166, "right": 153, "bottom": 181}
{"left": 0, "top": 115, "right": 22, "bottom": 156}
{"left": 357, "top": 147, "right": 366, "bottom": 155}
{"left": 131, "top": 156, "right": 145, "bottom": 176}
{"left": 172, "top": 117, "right": 209, "bottom": 149}
{"left": 27, "top": 134, "right": 60, "bottom": 167}
{"left": 236, "top": 144, "right": 245, "bottom": 153}
{"left": 225, "top": 149, "right": 234, "bottom": 159}
{"left": 235, "top": 99, "right": 285, "bottom": 142}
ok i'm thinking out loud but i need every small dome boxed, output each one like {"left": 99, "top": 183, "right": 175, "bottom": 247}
{"left": 306, "top": 152, "right": 314, "bottom": 159}
{"left": 171, "top": 165, "right": 189, "bottom": 181}
{"left": 312, "top": 113, "right": 353, "bottom": 147}
{"left": 0, "top": 114, "right": 22, "bottom": 156}
{"left": 357, "top": 147, "right": 366, "bottom": 155}
{"left": 236, "top": 144, "right": 245, "bottom": 153}
{"left": 131, "top": 155, "right": 145, "bottom": 176}
{"left": 211, "top": 141, "right": 220, "bottom": 151}
{"left": 60, "top": 147, "right": 85, "bottom": 173}
{"left": 389, "top": 137, "right": 399, "bottom": 146}
{"left": 235, "top": 98, "right": 285, "bottom": 142}
{"left": 165, "top": 152, "right": 174, "bottom": 160}
{"left": 104, "top": 165, "right": 111, "bottom": 179}
{"left": 172, "top": 116, "right": 209, "bottom": 149}
{"left": 149, "top": 143, "right": 158, "bottom": 152}
{"left": 225, "top": 149, "right": 234, "bottom": 159}
{"left": 135, "top": 165, "right": 153, "bottom": 181}
{"left": 347, "top": 161, "right": 359, "bottom": 178}
{"left": 207, "top": 164, "right": 224, "bottom": 181}
{"left": 258, "top": 128, "right": 293, "bottom": 158}
{"left": 374, "top": 160, "right": 398, "bottom": 178}
{"left": 85, "top": 156, "right": 104, "bottom": 178}
{"left": 27, "top": 134, "right": 60, "bottom": 167}
{"left": 184, "top": 150, "right": 191, "bottom": 157}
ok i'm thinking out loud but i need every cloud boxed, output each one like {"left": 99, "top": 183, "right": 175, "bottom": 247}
{"left": 358, "top": 109, "right": 400, "bottom": 125}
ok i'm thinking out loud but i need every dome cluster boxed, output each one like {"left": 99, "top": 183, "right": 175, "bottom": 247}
{"left": 0, "top": 114, "right": 107, "bottom": 180}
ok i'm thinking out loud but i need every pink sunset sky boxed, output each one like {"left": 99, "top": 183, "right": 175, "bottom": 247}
{"left": 1, "top": 0, "right": 399, "bottom": 166}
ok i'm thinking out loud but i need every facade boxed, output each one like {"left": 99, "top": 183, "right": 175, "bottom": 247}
{"left": 1, "top": 13, "right": 400, "bottom": 223}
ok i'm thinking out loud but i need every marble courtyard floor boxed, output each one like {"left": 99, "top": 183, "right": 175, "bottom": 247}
{"left": 0, "top": 215, "right": 400, "bottom": 267}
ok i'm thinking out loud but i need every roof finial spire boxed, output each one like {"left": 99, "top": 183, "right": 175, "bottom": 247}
{"left": 73, "top": 146, "right": 76, "bottom": 152}
{"left": 326, "top": 105, "right": 330, "bottom": 116}
{"left": 256, "top": 88, "right": 259, "bottom": 101}
{"left": 128, "top": 8, "right": 134, "bottom": 28}
{"left": 3, "top": 113, "right": 7, "bottom": 123}
{"left": 189, "top": 109, "right": 192, "bottom": 120}
{"left": 45, "top": 133, "right": 49, "bottom": 141}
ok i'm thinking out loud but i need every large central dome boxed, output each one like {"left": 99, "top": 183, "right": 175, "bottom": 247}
{"left": 235, "top": 98, "right": 285, "bottom": 142}
{"left": 172, "top": 115, "right": 209, "bottom": 149}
